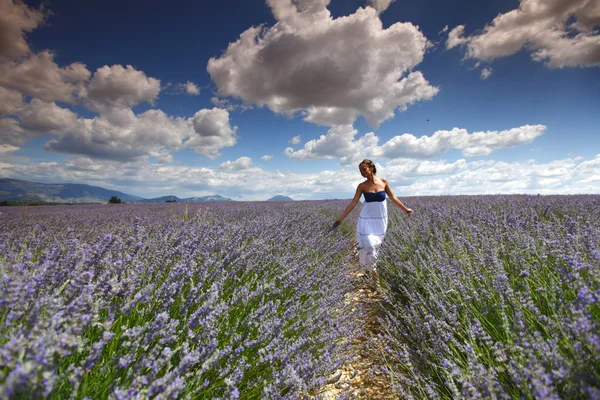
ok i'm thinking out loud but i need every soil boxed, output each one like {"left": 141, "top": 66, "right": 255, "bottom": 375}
{"left": 312, "top": 249, "right": 400, "bottom": 400}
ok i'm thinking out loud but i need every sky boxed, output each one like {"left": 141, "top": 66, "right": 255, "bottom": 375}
{"left": 0, "top": 0, "right": 599, "bottom": 201}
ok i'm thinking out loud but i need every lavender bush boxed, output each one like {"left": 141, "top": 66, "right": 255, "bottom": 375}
{"left": 0, "top": 201, "right": 358, "bottom": 399}
{"left": 378, "top": 195, "right": 600, "bottom": 399}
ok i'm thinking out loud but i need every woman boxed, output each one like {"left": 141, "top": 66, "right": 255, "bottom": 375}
{"left": 334, "top": 159, "right": 414, "bottom": 272}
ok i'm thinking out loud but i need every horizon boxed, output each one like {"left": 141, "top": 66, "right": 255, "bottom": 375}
{"left": 1, "top": 0, "right": 599, "bottom": 200}
{"left": 5, "top": 176, "right": 599, "bottom": 203}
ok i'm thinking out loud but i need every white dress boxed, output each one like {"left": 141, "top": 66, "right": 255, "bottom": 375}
{"left": 356, "top": 191, "right": 388, "bottom": 271}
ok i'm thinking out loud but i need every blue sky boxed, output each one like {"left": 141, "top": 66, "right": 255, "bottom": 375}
{"left": 1, "top": 0, "right": 599, "bottom": 200}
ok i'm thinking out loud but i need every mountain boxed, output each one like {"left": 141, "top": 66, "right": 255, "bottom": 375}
{"left": 0, "top": 178, "right": 234, "bottom": 204}
{"left": 140, "top": 195, "right": 233, "bottom": 203}
{"left": 182, "top": 195, "right": 232, "bottom": 203}
{"left": 138, "top": 195, "right": 181, "bottom": 203}
{"left": 0, "top": 178, "right": 143, "bottom": 203}
{"left": 266, "top": 195, "right": 293, "bottom": 201}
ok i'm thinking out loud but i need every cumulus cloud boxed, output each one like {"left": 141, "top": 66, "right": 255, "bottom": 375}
{"left": 31, "top": 106, "right": 236, "bottom": 162}
{"left": 0, "top": 1, "right": 89, "bottom": 115}
{"left": 171, "top": 81, "right": 200, "bottom": 95}
{"left": 18, "top": 99, "right": 79, "bottom": 133}
{"left": 183, "top": 81, "right": 200, "bottom": 95}
{"left": 446, "top": 0, "right": 600, "bottom": 68}
{"left": 382, "top": 125, "right": 546, "bottom": 158}
{"left": 286, "top": 124, "right": 546, "bottom": 162}
{"left": 574, "top": 155, "right": 600, "bottom": 184}
{"left": 290, "top": 135, "right": 301, "bottom": 145}
{"left": 0, "top": 1, "right": 232, "bottom": 163}
{"left": 0, "top": 51, "right": 90, "bottom": 104}
{"left": 0, "top": 86, "right": 23, "bottom": 116}
{"left": 367, "top": 0, "right": 395, "bottom": 14}
{"left": 219, "top": 156, "right": 253, "bottom": 171}
{"left": 0, "top": 117, "right": 27, "bottom": 147}
{"left": 261, "top": 155, "right": 273, "bottom": 161}
{"left": 85, "top": 65, "right": 161, "bottom": 110}
{"left": 0, "top": 144, "right": 19, "bottom": 154}
{"left": 0, "top": 0, "right": 47, "bottom": 60}
{"left": 2, "top": 154, "right": 599, "bottom": 200}
{"left": 187, "top": 108, "right": 238, "bottom": 158}
{"left": 285, "top": 125, "right": 370, "bottom": 161}
{"left": 446, "top": 25, "right": 468, "bottom": 49}
{"left": 414, "top": 159, "right": 468, "bottom": 176}
{"left": 377, "top": 156, "right": 600, "bottom": 196}
{"left": 44, "top": 108, "right": 192, "bottom": 161}
{"left": 207, "top": 0, "right": 438, "bottom": 127}
{"left": 480, "top": 67, "right": 492, "bottom": 79}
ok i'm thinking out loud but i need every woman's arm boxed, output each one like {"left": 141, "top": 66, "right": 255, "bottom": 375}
{"left": 384, "top": 179, "right": 413, "bottom": 214}
{"left": 335, "top": 185, "right": 363, "bottom": 225}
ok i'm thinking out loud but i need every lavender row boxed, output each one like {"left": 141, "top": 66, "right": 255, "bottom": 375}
{"left": 377, "top": 195, "right": 600, "bottom": 399}
{"left": 0, "top": 201, "right": 358, "bottom": 399}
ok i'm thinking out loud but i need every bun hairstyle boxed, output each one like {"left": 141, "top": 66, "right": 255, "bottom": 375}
{"left": 359, "top": 159, "right": 376, "bottom": 174}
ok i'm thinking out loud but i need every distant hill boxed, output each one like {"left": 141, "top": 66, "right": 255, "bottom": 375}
{"left": 0, "top": 178, "right": 143, "bottom": 203}
{"left": 0, "top": 178, "right": 233, "bottom": 204}
{"left": 182, "top": 195, "right": 232, "bottom": 203}
{"left": 138, "top": 195, "right": 181, "bottom": 203}
{"left": 140, "top": 195, "right": 233, "bottom": 203}
{"left": 266, "top": 195, "right": 293, "bottom": 201}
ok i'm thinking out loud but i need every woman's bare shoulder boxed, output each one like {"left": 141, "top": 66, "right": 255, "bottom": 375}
{"left": 357, "top": 181, "right": 368, "bottom": 191}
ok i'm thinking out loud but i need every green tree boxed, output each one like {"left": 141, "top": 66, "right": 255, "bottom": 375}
{"left": 108, "top": 196, "right": 122, "bottom": 204}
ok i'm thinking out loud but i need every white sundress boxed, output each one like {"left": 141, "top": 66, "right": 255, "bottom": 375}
{"left": 356, "top": 190, "right": 388, "bottom": 271}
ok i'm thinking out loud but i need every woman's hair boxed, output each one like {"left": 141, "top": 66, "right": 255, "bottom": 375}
{"left": 359, "top": 159, "right": 376, "bottom": 174}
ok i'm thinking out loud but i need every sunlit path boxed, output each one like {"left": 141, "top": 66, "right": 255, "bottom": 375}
{"left": 316, "top": 248, "right": 398, "bottom": 399}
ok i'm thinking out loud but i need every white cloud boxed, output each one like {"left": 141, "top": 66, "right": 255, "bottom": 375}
{"left": 0, "top": 117, "right": 26, "bottom": 147}
{"left": 0, "top": 86, "right": 23, "bottom": 116}
{"left": 44, "top": 108, "right": 192, "bottom": 161}
{"left": 207, "top": 1, "right": 438, "bottom": 127}
{"left": 285, "top": 124, "right": 546, "bottom": 162}
{"left": 34, "top": 106, "right": 236, "bottom": 162}
{"left": 0, "top": 144, "right": 19, "bottom": 154}
{"left": 382, "top": 156, "right": 600, "bottom": 196}
{"left": 219, "top": 156, "right": 253, "bottom": 171}
{"left": 0, "top": 0, "right": 47, "bottom": 60}
{"left": 480, "top": 67, "right": 492, "bottom": 79}
{"left": 290, "top": 135, "right": 301, "bottom": 145}
{"left": 382, "top": 125, "right": 546, "bottom": 158}
{"left": 187, "top": 108, "right": 238, "bottom": 158}
{"left": 0, "top": 51, "right": 90, "bottom": 104}
{"left": 285, "top": 124, "right": 360, "bottom": 160}
{"left": 176, "top": 81, "right": 200, "bottom": 95}
{"left": 367, "top": 0, "right": 395, "bottom": 14}
{"left": 18, "top": 99, "right": 79, "bottom": 134}
{"left": 0, "top": 82, "right": 236, "bottom": 160}
{"left": 446, "top": 25, "right": 468, "bottom": 49}
{"left": 261, "top": 155, "right": 273, "bottom": 161}
{"left": 2, "top": 154, "right": 599, "bottom": 200}
{"left": 85, "top": 64, "right": 161, "bottom": 110}
{"left": 185, "top": 81, "right": 200, "bottom": 95}
{"left": 414, "top": 159, "right": 468, "bottom": 176}
{"left": 0, "top": 2, "right": 235, "bottom": 163}
{"left": 446, "top": 0, "right": 600, "bottom": 68}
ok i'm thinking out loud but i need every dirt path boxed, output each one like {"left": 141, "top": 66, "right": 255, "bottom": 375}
{"left": 313, "top": 250, "right": 399, "bottom": 399}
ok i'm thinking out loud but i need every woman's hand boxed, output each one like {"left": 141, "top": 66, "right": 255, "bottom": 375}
{"left": 405, "top": 208, "right": 414, "bottom": 215}
{"left": 329, "top": 220, "right": 341, "bottom": 232}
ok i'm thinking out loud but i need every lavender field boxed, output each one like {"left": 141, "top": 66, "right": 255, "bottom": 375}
{"left": 378, "top": 195, "right": 600, "bottom": 399}
{"left": 0, "top": 201, "right": 359, "bottom": 399}
{"left": 1, "top": 195, "right": 599, "bottom": 399}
